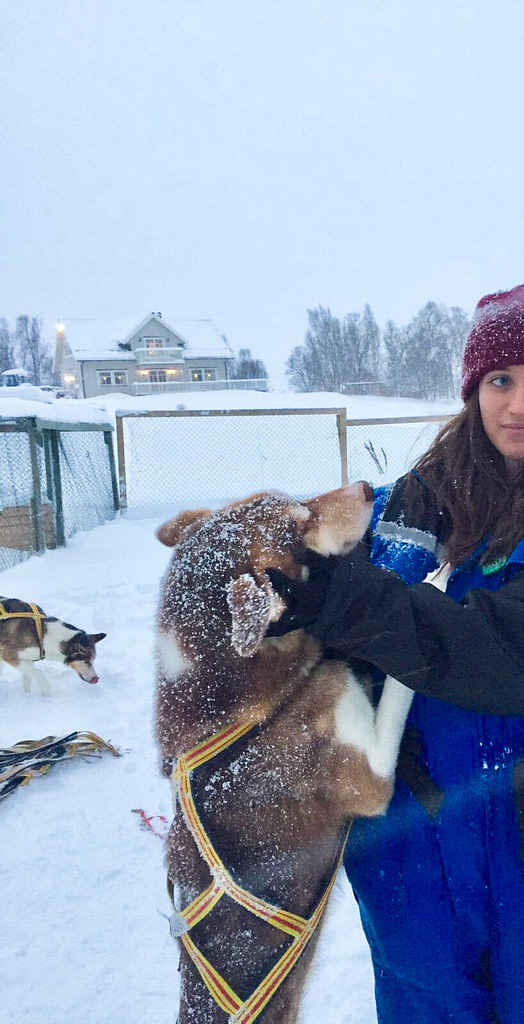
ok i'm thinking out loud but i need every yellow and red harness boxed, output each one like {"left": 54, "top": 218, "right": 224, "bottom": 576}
{"left": 170, "top": 721, "right": 349, "bottom": 1023}
{"left": 0, "top": 600, "right": 47, "bottom": 659}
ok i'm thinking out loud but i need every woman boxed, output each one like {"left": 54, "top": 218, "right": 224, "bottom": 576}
{"left": 268, "top": 283, "right": 524, "bottom": 1023}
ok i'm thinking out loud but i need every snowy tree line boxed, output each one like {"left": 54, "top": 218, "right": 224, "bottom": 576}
{"left": 0, "top": 316, "right": 54, "bottom": 385}
{"left": 287, "top": 302, "right": 471, "bottom": 399}
{"left": 0, "top": 305, "right": 470, "bottom": 398}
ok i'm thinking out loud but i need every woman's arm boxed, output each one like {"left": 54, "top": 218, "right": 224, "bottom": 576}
{"left": 313, "top": 557, "right": 524, "bottom": 715}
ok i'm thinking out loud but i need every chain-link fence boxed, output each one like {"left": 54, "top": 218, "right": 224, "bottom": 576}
{"left": 0, "top": 409, "right": 454, "bottom": 573}
{"left": 0, "top": 415, "right": 119, "bottom": 572}
{"left": 346, "top": 414, "right": 452, "bottom": 483}
{"left": 116, "top": 408, "right": 455, "bottom": 515}
{"left": 116, "top": 408, "right": 348, "bottom": 512}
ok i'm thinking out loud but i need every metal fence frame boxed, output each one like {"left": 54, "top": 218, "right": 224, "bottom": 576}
{"left": 115, "top": 407, "right": 349, "bottom": 509}
{"left": 345, "top": 414, "right": 452, "bottom": 427}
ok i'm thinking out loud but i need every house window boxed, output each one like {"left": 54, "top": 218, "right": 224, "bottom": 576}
{"left": 191, "top": 367, "right": 217, "bottom": 382}
{"left": 144, "top": 337, "right": 165, "bottom": 350}
{"left": 149, "top": 369, "right": 166, "bottom": 383}
{"left": 98, "top": 370, "right": 128, "bottom": 387}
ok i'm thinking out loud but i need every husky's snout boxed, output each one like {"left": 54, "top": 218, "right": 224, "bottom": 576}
{"left": 71, "top": 661, "right": 99, "bottom": 684}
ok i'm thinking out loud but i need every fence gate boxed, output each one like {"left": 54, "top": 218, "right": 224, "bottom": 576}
{"left": 116, "top": 407, "right": 348, "bottom": 512}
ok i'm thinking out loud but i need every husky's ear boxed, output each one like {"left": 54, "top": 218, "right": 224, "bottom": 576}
{"left": 226, "top": 574, "right": 271, "bottom": 657}
{"left": 90, "top": 633, "right": 106, "bottom": 644}
{"left": 156, "top": 509, "right": 212, "bottom": 547}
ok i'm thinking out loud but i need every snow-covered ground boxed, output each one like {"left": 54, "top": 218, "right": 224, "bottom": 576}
{"left": 0, "top": 382, "right": 460, "bottom": 428}
{"left": 1, "top": 513, "right": 377, "bottom": 1024}
{"left": 1, "top": 389, "right": 461, "bottom": 1023}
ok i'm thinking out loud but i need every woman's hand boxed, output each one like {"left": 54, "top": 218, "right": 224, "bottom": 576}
{"left": 265, "top": 553, "right": 338, "bottom": 635}
{"left": 265, "top": 538, "right": 371, "bottom": 637}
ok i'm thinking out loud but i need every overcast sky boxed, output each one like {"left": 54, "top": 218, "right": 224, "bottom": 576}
{"left": 2, "top": 0, "right": 524, "bottom": 386}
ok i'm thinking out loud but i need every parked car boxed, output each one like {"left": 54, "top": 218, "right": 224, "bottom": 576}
{"left": 1, "top": 369, "right": 30, "bottom": 387}
{"left": 38, "top": 384, "right": 66, "bottom": 398}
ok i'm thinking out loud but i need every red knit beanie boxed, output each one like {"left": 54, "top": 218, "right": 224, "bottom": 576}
{"left": 461, "top": 283, "right": 524, "bottom": 401}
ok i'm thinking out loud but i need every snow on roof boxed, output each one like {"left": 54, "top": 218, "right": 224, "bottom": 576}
{"left": 162, "top": 318, "right": 234, "bottom": 359}
{"left": 72, "top": 350, "right": 135, "bottom": 362}
{"left": 61, "top": 315, "right": 233, "bottom": 361}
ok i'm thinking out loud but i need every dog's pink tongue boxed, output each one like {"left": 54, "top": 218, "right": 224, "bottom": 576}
{"left": 88, "top": 675, "right": 99, "bottom": 684}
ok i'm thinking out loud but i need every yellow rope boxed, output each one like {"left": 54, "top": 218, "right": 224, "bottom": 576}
{"left": 0, "top": 732, "right": 121, "bottom": 802}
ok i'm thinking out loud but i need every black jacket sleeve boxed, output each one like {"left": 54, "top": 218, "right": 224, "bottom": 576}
{"left": 313, "top": 557, "right": 524, "bottom": 716}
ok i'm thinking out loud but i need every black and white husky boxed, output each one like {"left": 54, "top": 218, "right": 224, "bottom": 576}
{"left": 0, "top": 597, "right": 106, "bottom": 696}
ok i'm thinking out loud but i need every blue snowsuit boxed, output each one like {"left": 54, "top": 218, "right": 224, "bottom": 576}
{"left": 343, "top": 482, "right": 524, "bottom": 1023}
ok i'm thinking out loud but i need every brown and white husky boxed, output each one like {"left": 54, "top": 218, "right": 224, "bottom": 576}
{"left": 0, "top": 597, "right": 106, "bottom": 696}
{"left": 155, "top": 484, "right": 418, "bottom": 1024}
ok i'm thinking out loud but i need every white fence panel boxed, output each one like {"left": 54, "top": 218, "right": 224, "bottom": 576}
{"left": 346, "top": 415, "right": 452, "bottom": 484}
{"left": 116, "top": 408, "right": 347, "bottom": 512}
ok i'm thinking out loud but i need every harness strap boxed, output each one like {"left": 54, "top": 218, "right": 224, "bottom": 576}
{"left": 0, "top": 601, "right": 47, "bottom": 659}
{"left": 171, "top": 720, "right": 348, "bottom": 1022}
{"left": 230, "top": 849, "right": 344, "bottom": 1024}
{"left": 182, "top": 933, "right": 243, "bottom": 1016}
{"left": 179, "top": 721, "right": 255, "bottom": 771}
{"left": 178, "top": 834, "right": 346, "bottom": 1023}
{"left": 175, "top": 757, "right": 309, "bottom": 938}
{"left": 179, "top": 880, "right": 225, "bottom": 931}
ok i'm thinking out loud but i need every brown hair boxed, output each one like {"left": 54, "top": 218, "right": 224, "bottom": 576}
{"left": 406, "top": 389, "right": 524, "bottom": 567}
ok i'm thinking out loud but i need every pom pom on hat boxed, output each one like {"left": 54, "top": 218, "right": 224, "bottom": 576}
{"left": 461, "top": 283, "right": 524, "bottom": 401}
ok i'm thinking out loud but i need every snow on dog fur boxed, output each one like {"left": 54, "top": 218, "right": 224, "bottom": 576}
{"left": 154, "top": 485, "right": 414, "bottom": 1024}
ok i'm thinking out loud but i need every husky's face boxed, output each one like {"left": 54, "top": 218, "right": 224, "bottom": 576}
{"left": 156, "top": 481, "right": 373, "bottom": 660}
{"left": 63, "top": 631, "right": 106, "bottom": 683}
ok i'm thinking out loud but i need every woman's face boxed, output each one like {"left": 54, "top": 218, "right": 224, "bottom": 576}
{"left": 479, "top": 364, "right": 524, "bottom": 462}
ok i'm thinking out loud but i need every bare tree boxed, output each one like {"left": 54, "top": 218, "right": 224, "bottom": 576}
{"left": 287, "top": 306, "right": 359, "bottom": 392}
{"left": 357, "top": 304, "right": 381, "bottom": 380}
{"left": 289, "top": 299, "right": 470, "bottom": 397}
{"left": 0, "top": 319, "right": 15, "bottom": 374}
{"left": 383, "top": 319, "right": 408, "bottom": 394}
{"left": 15, "top": 316, "right": 53, "bottom": 385}
{"left": 287, "top": 305, "right": 384, "bottom": 392}
{"left": 449, "top": 306, "right": 471, "bottom": 396}
{"left": 230, "top": 348, "right": 268, "bottom": 381}
{"left": 403, "top": 303, "right": 470, "bottom": 400}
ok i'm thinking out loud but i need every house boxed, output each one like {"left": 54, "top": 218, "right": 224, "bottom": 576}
{"left": 53, "top": 313, "right": 268, "bottom": 397}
